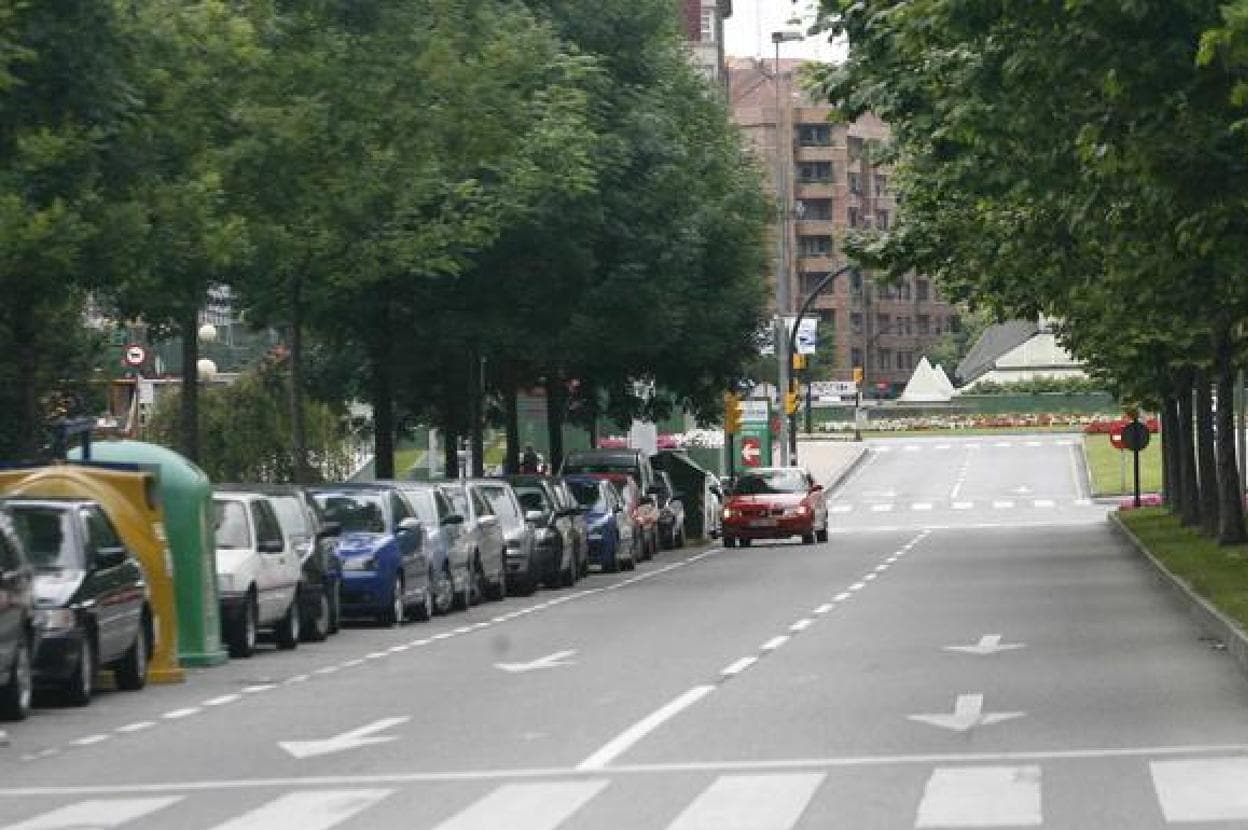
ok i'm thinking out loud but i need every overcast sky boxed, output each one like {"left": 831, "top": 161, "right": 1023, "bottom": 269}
{"left": 723, "top": 0, "right": 846, "bottom": 63}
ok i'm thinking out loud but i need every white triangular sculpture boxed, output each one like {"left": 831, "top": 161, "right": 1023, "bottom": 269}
{"left": 933, "top": 363, "right": 958, "bottom": 396}
{"left": 900, "top": 356, "right": 953, "bottom": 402}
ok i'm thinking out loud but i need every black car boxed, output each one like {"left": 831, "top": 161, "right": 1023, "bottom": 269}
{"left": 6, "top": 498, "right": 151, "bottom": 706}
{"left": 220, "top": 484, "right": 343, "bottom": 643}
{"left": 0, "top": 503, "right": 34, "bottom": 720}
{"left": 501, "top": 475, "right": 579, "bottom": 588}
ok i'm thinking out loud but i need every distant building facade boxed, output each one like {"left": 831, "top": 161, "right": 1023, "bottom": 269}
{"left": 682, "top": 0, "right": 732, "bottom": 87}
{"left": 728, "top": 57, "right": 960, "bottom": 395}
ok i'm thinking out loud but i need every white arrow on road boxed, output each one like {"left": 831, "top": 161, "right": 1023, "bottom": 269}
{"left": 943, "top": 634, "right": 1026, "bottom": 656}
{"left": 495, "top": 649, "right": 578, "bottom": 673}
{"left": 908, "top": 694, "right": 1025, "bottom": 733}
{"left": 279, "top": 716, "right": 410, "bottom": 759}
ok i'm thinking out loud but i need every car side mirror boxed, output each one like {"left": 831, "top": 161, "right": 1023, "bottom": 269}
{"left": 316, "top": 521, "right": 342, "bottom": 540}
{"left": 398, "top": 517, "right": 423, "bottom": 534}
{"left": 94, "top": 546, "right": 127, "bottom": 569}
{"left": 524, "top": 509, "right": 546, "bottom": 524}
{"left": 441, "top": 514, "right": 465, "bottom": 526}
{"left": 258, "top": 538, "right": 285, "bottom": 554}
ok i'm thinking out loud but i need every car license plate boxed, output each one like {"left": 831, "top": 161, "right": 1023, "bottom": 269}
{"left": 750, "top": 518, "right": 778, "bottom": 528}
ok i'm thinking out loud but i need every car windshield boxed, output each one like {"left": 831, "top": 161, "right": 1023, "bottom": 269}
{"left": 441, "top": 487, "right": 469, "bottom": 516}
{"left": 213, "top": 500, "right": 252, "bottom": 549}
{"left": 733, "top": 470, "right": 808, "bottom": 495}
{"left": 312, "top": 492, "right": 387, "bottom": 533}
{"left": 404, "top": 490, "right": 437, "bottom": 525}
{"left": 479, "top": 488, "right": 520, "bottom": 528}
{"left": 514, "top": 486, "right": 550, "bottom": 514}
{"left": 568, "top": 480, "right": 606, "bottom": 511}
{"left": 8, "top": 505, "right": 82, "bottom": 569}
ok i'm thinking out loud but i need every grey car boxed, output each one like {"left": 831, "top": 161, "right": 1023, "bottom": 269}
{"left": 438, "top": 482, "right": 507, "bottom": 604}
{"left": 473, "top": 480, "right": 538, "bottom": 595}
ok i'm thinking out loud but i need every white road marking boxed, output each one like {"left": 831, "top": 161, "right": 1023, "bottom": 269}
{"left": 496, "top": 650, "right": 578, "bottom": 674}
{"left": 848, "top": 582, "right": 866, "bottom": 591}
{"left": 0, "top": 796, "right": 182, "bottom": 829}
{"left": 871, "top": 503, "right": 894, "bottom": 512}
{"left": 992, "top": 500, "right": 1014, "bottom": 509}
{"left": 69, "top": 734, "right": 110, "bottom": 747}
{"left": 829, "top": 504, "right": 852, "bottom": 513}
{"left": 936, "top": 444, "right": 951, "bottom": 450}
{"left": 342, "top": 659, "right": 365, "bottom": 667}
{"left": 874, "top": 447, "right": 892, "bottom": 453}
{"left": 161, "top": 708, "right": 201, "bottom": 720}
{"left": 115, "top": 721, "right": 155, "bottom": 734}
{"left": 789, "top": 619, "right": 813, "bottom": 632}
{"left": 314, "top": 666, "right": 340, "bottom": 675}
{"left": 577, "top": 686, "right": 715, "bottom": 770}
{"left": 834, "top": 592, "right": 852, "bottom": 601}
{"left": 432, "top": 781, "right": 607, "bottom": 830}
{"left": 209, "top": 789, "right": 393, "bottom": 830}
{"left": 952, "top": 501, "right": 973, "bottom": 510}
{"left": 761, "top": 635, "right": 790, "bottom": 651}
{"left": 864, "top": 573, "right": 878, "bottom": 581}
{"left": 908, "top": 694, "right": 1025, "bottom": 733}
{"left": 943, "top": 635, "right": 1026, "bottom": 656}
{"left": 1025, "top": 441, "right": 1042, "bottom": 447}
{"left": 721, "top": 656, "right": 758, "bottom": 676}
{"left": 388, "top": 645, "right": 409, "bottom": 653}
{"left": 1075, "top": 498, "right": 1092, "bottom": 506}
{"left": 286, "top": 674, "right": 310, "bottom": 684}
{"left": 1151, "top": 757, "right": 1248, "bottom": 822}
{"left": 454, "top": 626, "right": 474, "bottom": 634}
{"left": 1056, "top": 439, "right": 1075, "bottom": 446}
{"left": 915, "top": 766, "right": 1042, "bottom": 828}
{"left": 1032, "top": 499, "right": 1056, "bottom": 508}
{"left": 813, "top": 603, "right": 834, "bottom": 614}
{"left": 204, "top": 694, "right": 241, "bottom": 707}
{"left": 280, "top": 717, "right": 411, "bottom": 760}
{"left": 242, "top": 684, "right": 277, "bottom": 693}
{"left": 994, "top": 442, "right": 1012, "bottom": 448}
{"left": 874, "top": 564, "right": 889, "bottom": 572}
{"left": 365, "top": 651, "right": 388, "bottom": 659}
{"left": 912, "top": 502, "right": 933, "bottom": 511}
{"left": 905, "top": 445, "right": 920, "bottom": 452}
{"left": 666, "top": 773, "right": 825, "bottom": 830}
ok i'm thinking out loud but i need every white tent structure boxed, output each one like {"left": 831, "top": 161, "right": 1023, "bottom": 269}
{"left": 933, "top": 364, "right": 958, "bottom": 397}
{"left": 900, "top": 356, "right": 954, "bottom": 403}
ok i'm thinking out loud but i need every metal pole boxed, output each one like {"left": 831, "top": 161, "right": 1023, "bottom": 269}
{"left": 774, "top": 40, "right": 791, "bottom": 467}
{"left": 1237, "top": 369, "right": 1246, "bottom": 497}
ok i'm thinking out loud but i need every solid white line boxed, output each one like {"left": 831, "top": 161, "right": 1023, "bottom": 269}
{"left": 161, "top": 708, "right": 200, "bottom": 720}
{"left": 203, "top": 694, "right": 241, "bottom": 707}
{"left": 916, "top": 766, "right": 1041, "bottom": 828}
{"left": 761, "top": 635, "right": 790, "bottom": 651}
{"left": 431, "top": 781, "right": 608, "bottom": 830}
{"left": 666, "top": 773, "right": 826, "bottom": 830}
{"left": 576, "top": 686, "right": 715, "bottom": 771}
{"left": 115, "top": 721, "right": 155, "bottom": 734}
{"left": 69, "top": 734, "right": 110, "bottom": 747}
{"left": 721, "top": 656, "right": 758, "bottom": 676}
{"left": 789, "top": 619, "right": 813, "bottom": 632}
{"left": 208, "top": 789, "right": 394, "bottom": 830}
{"left": 1, "top": 796, "right": 182, "bottom": 829}
{"left": 1151, "top": 757, "right": 1248, "bottom": 821}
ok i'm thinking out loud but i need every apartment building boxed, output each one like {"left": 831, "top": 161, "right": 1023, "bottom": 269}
{"left": 681, "top": 0, "right": 732, "bottom": 86}
{"left": 728, "top": 57, "right": 960, "bottom": 395}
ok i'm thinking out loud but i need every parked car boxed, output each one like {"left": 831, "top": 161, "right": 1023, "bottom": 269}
{"left": 565, "top": 475, "right": 636, "bottom": 572}
{"left": 721, "top": 467, "right": 829, "bottom": 547}
{"left": 310, "top": 485, "right": 432, "bottom": 626}
{"left": 473, "top": 480, "right": 539, "bottom": 595}
{"left": 440, "top": 481, "right": 507, "bottom": 604}
{"left": 221, "top": 485, "right": 342, "bottom": 643}
{"left": 0, "top": 503, "right": 34, "bottom": 720}
{"left": 561, "top": 450, "right": 661, "bottom": 560}
{"left": 6, "top": 498, "right": 151, "bottom": 705}
{"left": 654, "top": 471, "right": 687, "bottom": 549}
{"left": 387, "top": 482, "right": 465, "bottom": 615}
{"left": 503, "top": 475, "right": 579, "bottom": 587}
{"left": 212, "top": 491, "right": 304, "bottom": 657}
{"left": 702, "top": 473, "right": 725, "bottom": 539}
{"left": 551, "top": 479, "right": 589, "bottom": 577}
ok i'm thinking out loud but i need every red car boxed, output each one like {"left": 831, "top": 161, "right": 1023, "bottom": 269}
{"left": 722, "top": 467, "right": 829, "bottom": 547}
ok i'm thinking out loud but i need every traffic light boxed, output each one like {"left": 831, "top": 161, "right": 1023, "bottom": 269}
{"left": 723, "top": 391, "right": 742, "bottom": 434}
{"left": 852, "top": 366, "right": 864, "bottom": 385}
{"left": 791, "top": 353, "right": 807, "bottom": 371}
{"left": 784, "top": 388, "right": 799, "bottom": 416}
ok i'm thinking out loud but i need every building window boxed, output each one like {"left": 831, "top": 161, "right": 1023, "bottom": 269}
{"left": 802, "top": 271, "right": 830, "bottom": 296}
{"left": 934, "top": 317, "right": 943, "bottom": 336}
{"left": 796, "top": 124, "right": 831, "bottom": 146}
{"left": 850, "top": 312, "right": 863, "bottom": 334}
{"left": 877, "top": 348, "right": 892, "bottom": 371}
{"left": 819, "top": 309, "right": 836, "bottom": 329}
{"left": 874, "top": 173, "right": 888, "bottom": 194}
{"left": 800, "top": 198, "right": 832, "bottom": 220}
{"left": 847, "top": 206, "right": 862, "bottom": 228}
{"left": 917, "top": 314, "right": 930, "bottom": 335}
{"left": 875, "top": 209, "right": 890, "bottom": 230}
{"left": 916, "top": 279, "right": 930, "bottom": 301}
{"left": 850, "top": 270, "right": 863, "bottom": 295}
{"left": 798, "top": 235, "right": 832, "bottom": 257}
{"left": 897, "top": 315, "right": 910, "bottom": 335}
{"left": 848, "top": 171, "right": 863, "bottom": 195}
{"left": 948, "top": 315, "right": 961, "bottom": 333}
{"left": 899, "top": 280, "right": 912, "bottom": 300}
{"left": 876, "top": 313, "right": 890, "bottom": 334}
{"left": 851, "top": 347, "right": 863, "bottom": 369}
{"left": 699, "top": 6, "right": 716, "bottom": 41}
{"left": 848, "top": 136, "right": 865, "bottom": 160}
{"left": 797, "top": 161, "right": 832, "bottom": 182}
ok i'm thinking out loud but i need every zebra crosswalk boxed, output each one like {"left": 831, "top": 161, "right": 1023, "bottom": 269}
{"left": 828, "top": 498, "right": 1095, "bottom": 514}
{"left": 4, "top": 756, "right": 1247, "bottom": 829}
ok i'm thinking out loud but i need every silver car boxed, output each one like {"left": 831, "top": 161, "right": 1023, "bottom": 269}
{"left": 438, "top": 482, "right": 507, "bottom": 604}
{"left": 474, "top": 481, "right": 538, "bottom": 595}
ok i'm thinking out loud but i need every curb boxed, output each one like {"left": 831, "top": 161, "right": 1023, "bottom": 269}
{"left": 822, "top": 444, "right": 870, "bottom": 496}
{"left": 1110, "top": 512, "right": 1248, "bottom": 680}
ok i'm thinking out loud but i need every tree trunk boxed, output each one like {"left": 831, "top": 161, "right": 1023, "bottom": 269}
{"left": 503, "top": 375, "right": 519, "bottom": 475}
{"left": 11, "top": 309, "right": 41, "bottom": 461}
{"left": 371, "top": 350, "right": 395, "bottom": 480}
{"left": 1196, "top": 370, "right": 1219, "bottom": 536}
{"left": 468, "top": 352, "right": 485, "bottom": 478}
{"left": 443, "top": 428, "right": 460, "bottom": 478}
{"left": 179, "top": 309, "right": 200, "bottom": 463}
{"left": 1177, "top": 371, "right": 1201, "bottom": 527}
{"left": 1161, "top": 394, "right": 1180, "bottom": 512}
{"left": 288, "top": 273, "right": 310, "bottom": 483}
{"left": 545, "top": 377, "right": 565, "bottom": 473}
{"left": 1215, "top": 337, "right": 1246, "bottom": 544}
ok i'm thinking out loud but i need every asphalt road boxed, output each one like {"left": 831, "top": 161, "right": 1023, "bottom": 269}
{"left": 3, "top": 433, "right": 1248, "bottom": 829}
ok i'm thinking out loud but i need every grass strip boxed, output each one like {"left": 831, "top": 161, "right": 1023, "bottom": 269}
{"left": 1119, "top": 508, "right": 1248, "bottom": 630}
{"left": 1082, "top": 433, "right": 1162, "bottom": 496}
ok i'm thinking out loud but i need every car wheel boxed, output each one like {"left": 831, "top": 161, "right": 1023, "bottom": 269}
{"left": 433, "top": 566, "right": 455, "bottom": 615}
{"left": 114, "top": 621, "right": 149, "bottom": 691}
{"left": 816, "top": 527, "right": 829, "bottom": 543}
{"left": 0, "top": 636, "right": 32, "bottom": 721}
{"left": 485, "top": 556, "right": 507, "bottom": 602}
{"left": 275, "top": 593, "right": 301, "bottom": 650}
{"left": 410, "top": 579, "right": 432, "bottom": 623}
{"left": 675, "top": 525, "right": 686, "bottom": 548}
{"left": 64, "top": 635, "right": 95, "bottom": 707}
{"left": 801, "top": 531, "right": 816, "bottom": 545}
{"left": 469, "top": 556, "right": 487, "bottom": 605}
{"left": 327, "top": 581, "right": 341, "bottom": 635}
{"left": 378, "top": 574, "right": 405, "bottom": 626}
{"left": 227, "top": 593, "right": 257, "bottom": 659}
{"left": 739, "top": 538, "right": 752, "bottom": 548}
{"left": 302, "top": 591, "right": 330, "bottom": 643}
{"left": 559, "top": 547, "right": 575, "bottom": 587}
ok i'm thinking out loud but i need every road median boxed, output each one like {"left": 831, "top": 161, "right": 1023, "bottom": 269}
{"left": 1111, "top": 508, "right": 1248, "bottom": 679}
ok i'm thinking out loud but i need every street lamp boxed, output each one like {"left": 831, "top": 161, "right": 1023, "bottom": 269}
{"left": 771, "top": 28, "right": 803, "bottom": 466}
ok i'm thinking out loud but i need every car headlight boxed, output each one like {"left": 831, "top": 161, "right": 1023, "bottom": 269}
{"left": 341, "top": 554, "right": 378, "bottom": 571}
{"left": 723, "top": 507, "right": 736, "bottom": 519}
{"left": 35, "top": 608, "right": 77, "bottom": 633}
{"left": 786, "top": 505, "right": 811, "bottom": 517}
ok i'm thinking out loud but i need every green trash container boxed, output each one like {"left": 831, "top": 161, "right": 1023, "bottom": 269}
{"left": 72, "top": 440, "right": 228, "bottom": 667}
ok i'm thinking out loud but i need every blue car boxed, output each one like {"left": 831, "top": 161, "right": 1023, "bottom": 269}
{"left": 564, "top": 475, "right": 637, "bottom": 573}
{"left": 309, "top": 485, "right": 431, "bottom": 625}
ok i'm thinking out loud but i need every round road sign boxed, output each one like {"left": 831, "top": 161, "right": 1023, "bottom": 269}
{"left": 123, "top": 344, "right": 147, "bottom": 367}
{"left": 1121, "top": 420, "right": 1151, "bottom": 452}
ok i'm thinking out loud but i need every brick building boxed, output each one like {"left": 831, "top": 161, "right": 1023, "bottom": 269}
{"left": 680, "top": 0, "right": 732, "bottom": 86}
{"left": 728, "top": 57, "right": 961, "bottom": 395}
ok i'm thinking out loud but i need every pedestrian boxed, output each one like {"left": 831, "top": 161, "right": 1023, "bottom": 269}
{"left": 521, "top": 444, "right": 540, "bottom": 474}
